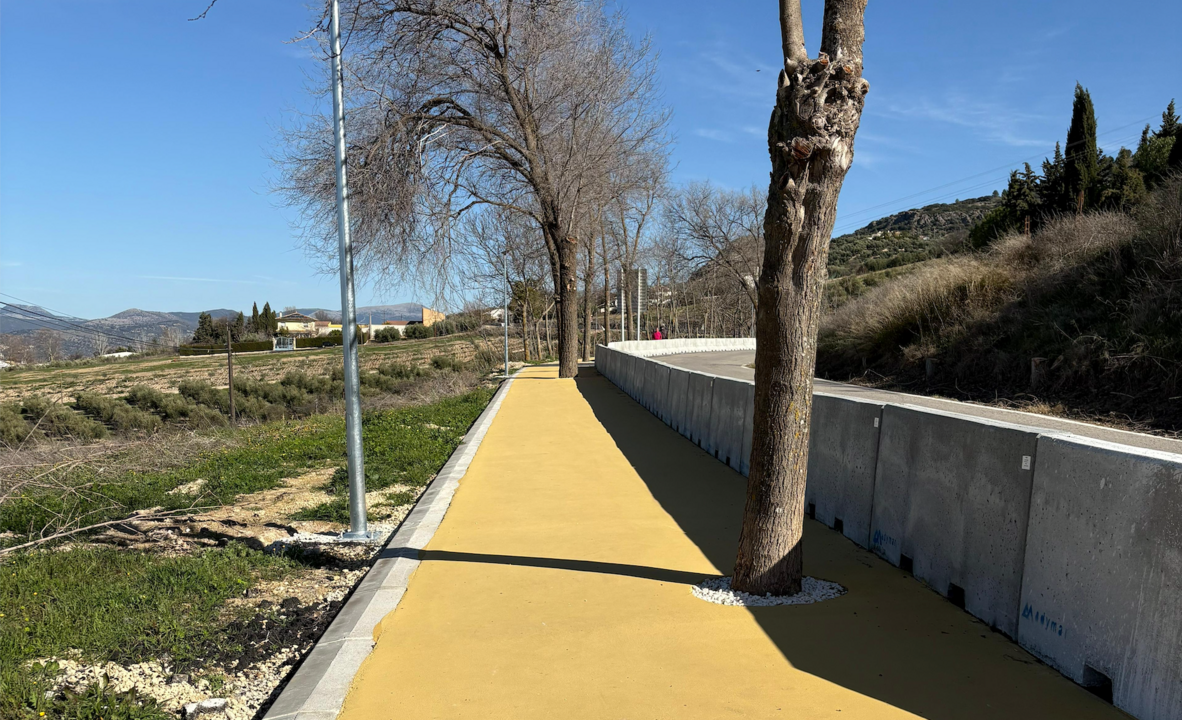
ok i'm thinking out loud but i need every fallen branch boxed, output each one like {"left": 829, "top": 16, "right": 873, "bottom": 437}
{"left": 0, "top": 506, "right": 217, "bottom": 557}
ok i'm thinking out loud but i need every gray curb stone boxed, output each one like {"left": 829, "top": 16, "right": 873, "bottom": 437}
{"left": 263, "top": 375, "right": 517, "bottom": 720}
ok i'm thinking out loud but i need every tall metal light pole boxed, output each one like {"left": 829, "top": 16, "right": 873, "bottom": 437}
{"left": 329, "top": 0, "right": 368, "bottom": 540}
{"left": 503, "top": 254, "right": 510, "bottom": 379}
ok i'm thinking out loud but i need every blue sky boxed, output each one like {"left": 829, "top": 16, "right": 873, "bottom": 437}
{"left": 2, "top": 0, "right": 1179, "bottom": 319}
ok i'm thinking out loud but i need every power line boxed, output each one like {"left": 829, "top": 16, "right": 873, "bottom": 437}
{"left": 0, "top": 299, "right": 177, "bottom": 350}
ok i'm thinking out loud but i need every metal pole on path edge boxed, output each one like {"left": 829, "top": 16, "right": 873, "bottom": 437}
{"left": 503, "top": 254, "right": 510, "bottom": 379}
{"left": 329, "top": 0, "right": 368, "bottom": 540}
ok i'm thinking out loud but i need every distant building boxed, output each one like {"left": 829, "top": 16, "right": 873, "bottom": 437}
{"left": 276, "top": 312, "right": 317, "bottom": 337}
{"left": 422, "top": 307, "right": 445, "bottom": 327}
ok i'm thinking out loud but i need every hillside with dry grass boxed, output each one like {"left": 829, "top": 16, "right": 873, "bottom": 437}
{"left": 817, "top": 175, "right": 1182, "bottom": 433}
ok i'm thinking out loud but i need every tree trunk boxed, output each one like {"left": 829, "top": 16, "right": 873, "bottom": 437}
{"left": 733, "top": 0, "right": 868, "bottom": 597}
{"left": 583, "top": 242, "right": 595, "bottom": 361}
{"left": 522, "top": 297, "right": 532, "bottom": 362}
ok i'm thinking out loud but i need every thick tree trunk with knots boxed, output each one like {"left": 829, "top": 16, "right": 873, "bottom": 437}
{"left": 732, "top": 0, "right": 869, "bottom": 596}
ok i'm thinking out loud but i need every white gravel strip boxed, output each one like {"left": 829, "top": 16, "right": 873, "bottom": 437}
{"left": 692, "top": 576, "right": 846, "bottom": 607}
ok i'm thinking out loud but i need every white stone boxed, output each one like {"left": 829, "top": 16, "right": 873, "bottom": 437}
{"left": 692, "top": 576, "right": 846, "bottom": 607}
{"left": 184, "top": 698, "right": 228, "bottom": 718}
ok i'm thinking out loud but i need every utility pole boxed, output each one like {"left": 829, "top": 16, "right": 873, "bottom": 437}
{"left": 329, "top": 0, "right": 368, "bottom": 540}
{"left": 503, "top": 253, "right": 510, "bottom": 379}
{"left": 226, "top": 329, "right": 235, "bottom": 425}
{"left": 617, "top": 268, "right": 625, "bottom": 342}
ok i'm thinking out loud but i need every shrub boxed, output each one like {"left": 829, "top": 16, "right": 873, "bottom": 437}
{"left": 74, "top": 392, "right": 162, "bottom": 434}
{"left": 403, "top": 324, "right": 432, "bottom": 340}
{"left": 178, "top": 380, "right": 230, "bottom": 414}
{"left": 377, "top": 362, "right": 424, "bottom": 380}
{"left": 430, "top": 355, "right": 465, "bottom": 372}
{"left": 21, "top": 397, "right": 108, "bottom": 441}
{"left": 296, "top": 336, "right": 339, "bottom": 349}
{"left": 0, "top": 404, "right": 36, "bottom": 447}
{"left": 189, "top": 405, "right": 229, "bottom": 428}
{"left": 124, "top": 385, "right": 165, "bottom": 410}
{"left": 372, "top": 327, "right": 403, "bottom": 343}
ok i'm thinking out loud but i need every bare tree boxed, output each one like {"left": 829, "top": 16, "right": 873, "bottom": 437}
{"left": 33, "top": 329, "right": 64, "bottom": 364}
{"left": 313, "top": 309, "right": 333, "bottom": 322}
{"left": 91, "top": 332, "right": 110, "bottom": 358}
{"left": 281, "top": 0, "right": 667, "bottom": 378}
{"left": 733, "top": 0, "right": 869, "bottom": 596}
{"left": 0, "top": 334, "right": 36, "bottom": 365}
{"left": 667, "top": 182, "right": 764, "bottom": 308}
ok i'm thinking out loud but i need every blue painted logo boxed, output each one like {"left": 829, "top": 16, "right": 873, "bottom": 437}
{"left": 871, "top": 529, "right": 898, "bottom": 551}
{"left": 1022, "top": 603, "right": 1065, "bottom": 637}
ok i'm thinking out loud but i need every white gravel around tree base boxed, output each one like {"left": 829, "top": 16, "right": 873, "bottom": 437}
{"left": 692, "top": 576, "right": 846, "bottom": 606}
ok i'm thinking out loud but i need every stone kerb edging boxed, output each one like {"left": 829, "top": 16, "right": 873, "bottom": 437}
{"left": 263, "top": 375, "right": 517, "bottom": 720}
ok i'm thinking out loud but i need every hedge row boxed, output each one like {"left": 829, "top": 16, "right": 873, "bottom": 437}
{"left": 178, "top": 341, "right": 274, "bottom": 356}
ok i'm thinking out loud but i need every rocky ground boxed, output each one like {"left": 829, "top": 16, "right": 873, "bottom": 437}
{"left": 29, "top": 467, "right": 422, "bottom": 719}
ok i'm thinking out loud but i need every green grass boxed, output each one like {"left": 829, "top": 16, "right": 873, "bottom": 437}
{"left": 1, "top": 543, "right": 296, "bottom": 718}
{"left": 1, "top": 388, "right": 494, "bottom": 544}
{"left": 0, "top": 385, "right": 497, "bottom": 718}
{"left": 292, "top": 389, "right": 494, "bottom": 522}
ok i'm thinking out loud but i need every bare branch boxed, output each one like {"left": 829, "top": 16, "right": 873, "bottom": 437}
{"left": 779, "top": 0, "right": 808, "bottom": 69}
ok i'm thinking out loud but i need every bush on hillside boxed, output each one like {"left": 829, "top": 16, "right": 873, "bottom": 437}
{"left": 74, "top": 393, "right": 162, "bottom": 434}
{"left": 0, "top": 404, "right": 37, "bottom": 447}
{"left": 818, "top": 175, "right": 1182, "bottom": 428}
{"left": 430, "top": 356, "right": 465, "bottom": 372}
{"left": 21, "top": 397, "right": 108, "bottom": 441}
{"left": 372, "top": 327, "right": 403, "bottom": 343}
{"left": 403, "top": 324, "right": 432, "bottom": 340}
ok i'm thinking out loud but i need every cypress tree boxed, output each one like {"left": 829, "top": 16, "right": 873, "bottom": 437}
{"left": 1064, "top": 84, "right": 1099, "bottom": 212}
{"left": 1157, "top": 99, "right": 1179, "bottom": 139}
{"left": 193, "top": 312, "right": 215, "bottom": 344}
{"left": 1169, "top": 131, "right": 1182, "bottom": 170}
{"left": 1003, "top": 164, "right": 1040, "bottom": 233}
{"left": 250, "top": 302, "right": 260, "bottom": 333}
{"left": 1039, "top": 142, "right": 1070, "bottom": 213}
{"left": 263, "top": 302, "right": 279, "bottom": 336}
{"left": 233, "top": 312, "right": 246, "bottom": 341}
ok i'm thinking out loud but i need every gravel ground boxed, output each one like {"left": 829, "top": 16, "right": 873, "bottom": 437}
{"left": 692, "top": 576, "right": 846, "bottom": 607}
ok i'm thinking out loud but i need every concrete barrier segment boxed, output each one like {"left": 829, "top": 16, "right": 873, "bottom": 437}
{"left": 1018, "top": 433, "right": 1182, "bottom": 719}
{"left": 870, "top": 404, "right": 1040, "bottom": 638}
{"left": 806, "top": 393, "right": 884, "bottom": 549}
{"left": 686, "top": 372, "right": 715, "bottom": 450}
{"left": 707, "top": 377, "right": 751, "bottom": 472}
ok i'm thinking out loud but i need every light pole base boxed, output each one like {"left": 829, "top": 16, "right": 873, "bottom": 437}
{"left": 338, "top": 529, "right": 374, "bottom": 541}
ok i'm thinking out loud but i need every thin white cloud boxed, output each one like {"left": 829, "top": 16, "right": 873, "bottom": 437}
{"left": 1, "top": 261, "right": 22, "bottom": 268}
{"left": 693, "top": 128, "right": 735, "bottom": 143}
{"left": 137, "top": 275, "right": 262, "bottom": 285}
{"left": 878, "top": 95, "right": 1051, "bottom": 148}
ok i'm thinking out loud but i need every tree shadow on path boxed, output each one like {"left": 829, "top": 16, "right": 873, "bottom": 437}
{"left": 573, "top": 366, "right": 1121, "bottom": 720}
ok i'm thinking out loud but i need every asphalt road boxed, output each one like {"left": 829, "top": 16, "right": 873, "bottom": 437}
{"left": 660, "top": 350, "right": 1182, "bottom": 456}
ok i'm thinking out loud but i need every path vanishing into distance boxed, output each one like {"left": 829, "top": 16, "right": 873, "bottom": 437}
{"left": 664, "top": 350, "right": 1182, "bottom": 455}
{"left": 336, "top": 364, "right": 1123, "bottom": 719}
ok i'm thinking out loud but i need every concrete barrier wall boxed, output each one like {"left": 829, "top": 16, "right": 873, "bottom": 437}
{"left": 1018, "top": 434, "right": 1182, "bottom": 719}
{"left": 608, "top": 338, "right": 756, "bottom": 358}
{"left": 870, "top": 405, "right": 1039, "bottom": 638}
{"left": 667, "top": 367, "right": 691, "bottom": 437}
{"left": 594, "top": 344, "right": 1181, "bottom": 720}
{"left": 707, "top": 377, "right": 751, "bottom": 473}
{"left": 806, "top": 394, "right": 884, "bottom": 549}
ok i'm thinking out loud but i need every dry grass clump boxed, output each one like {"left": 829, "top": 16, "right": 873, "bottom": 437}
{"left": 821, "top": 257, "right": 1015, "bottom": 363}
{"left": 818, "top": 175, "right": 1182, "bottom": 431}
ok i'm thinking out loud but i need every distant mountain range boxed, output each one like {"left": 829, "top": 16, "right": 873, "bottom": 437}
{"left": 0, "top": 302, "right": 436, "bottom": 357}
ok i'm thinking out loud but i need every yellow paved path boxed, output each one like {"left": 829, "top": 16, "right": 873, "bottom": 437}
{"left": 339, "top": 365, "right": 1126, "bottom": 719}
